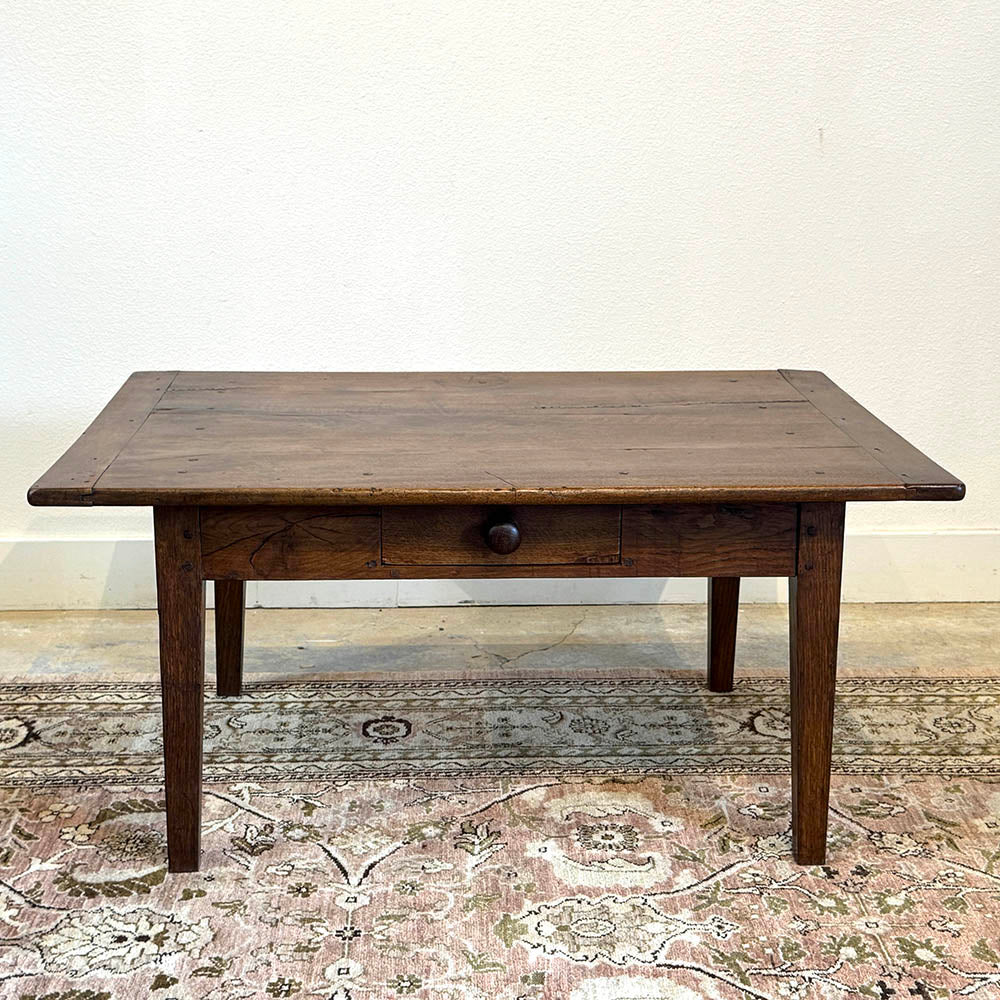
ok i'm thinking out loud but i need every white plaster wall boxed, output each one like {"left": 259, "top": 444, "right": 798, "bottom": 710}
{"left": 2, "top": 2, "right": 997, "bottom": 606}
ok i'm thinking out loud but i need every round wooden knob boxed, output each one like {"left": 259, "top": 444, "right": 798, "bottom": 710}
{"left": 485, "top": 521, "right": 521, "bottom": 554}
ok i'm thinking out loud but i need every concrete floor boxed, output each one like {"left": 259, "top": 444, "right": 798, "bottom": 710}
{"left": 0, "top": 603, "right": 996, "bottom": 681}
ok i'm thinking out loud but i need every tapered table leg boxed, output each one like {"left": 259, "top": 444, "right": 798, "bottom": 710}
{"left": 707, "top": 577, "right": 740, "bottom": 692}
{"left": 214, "top": 580, "right": 245, "bottom": 697}
{"left": 154, "top": 506, "right": 206, "bottom": 873}
{"left": 789, "top": 502, "right": 845, "bottom": 865}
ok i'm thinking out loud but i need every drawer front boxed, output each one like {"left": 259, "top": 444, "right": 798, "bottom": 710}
{"left": 382, "top": 505, "right": 621, "bottom": 566}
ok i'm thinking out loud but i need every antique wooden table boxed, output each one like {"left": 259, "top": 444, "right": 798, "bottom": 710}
{"left": 28, "top": 371, "right": 964, "bottom": 871}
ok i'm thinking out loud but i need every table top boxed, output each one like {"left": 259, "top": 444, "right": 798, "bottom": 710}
{"left": 27, "top": 370, "right": 963, "bottom": 507}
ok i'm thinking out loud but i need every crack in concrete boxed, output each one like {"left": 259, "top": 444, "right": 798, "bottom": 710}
{"left": 469, "top": 613, "right": 587, "bottom": 668}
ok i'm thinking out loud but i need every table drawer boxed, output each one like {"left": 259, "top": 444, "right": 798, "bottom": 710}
{"left": 381, "top": 505, "right": 621, "bottom": 566}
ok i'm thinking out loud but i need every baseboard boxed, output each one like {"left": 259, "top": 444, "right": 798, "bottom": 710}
{"left": 0, "top": 531, "right": 995, "bottom": 610}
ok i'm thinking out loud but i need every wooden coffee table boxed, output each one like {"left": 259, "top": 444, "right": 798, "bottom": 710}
{"left": 28, "top": 371, "right": 963, "bottom": 871}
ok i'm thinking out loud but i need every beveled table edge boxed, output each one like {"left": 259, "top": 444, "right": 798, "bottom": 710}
{"left": 26, "top": 369, "right": 966, "bottom": 507}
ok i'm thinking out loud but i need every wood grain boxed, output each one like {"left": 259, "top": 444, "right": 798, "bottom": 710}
{"left": 779, "top": 370, "right": 964, "bottom": 500}
{"left": 28, "top": 371, "right": 964, "bottom": 506}
{"left": 153, "top": 505, "right": 205, "bottom": 873}
{"left": 622, "top": 504, "right": 797, "bottom": 577}
{"left": 708, "top": 577, "right": 740, "bottom": 692}
{"left": 214, "top": 580, "right": 244, "bottom": 697}
{"left": 382, "top": 505, "right": 621, "bottom": 566}
{"left": 27, "top": 372, "right": 176, "bottom": 505}
{"left": 789, "top": 501, "right": 845, "bottom": 865}
{"left": 381, "top": 562, "right": 636, "bottom": 580}
{"left": 199, "top": 503, "right": 799, "bottom": 580}
{"left": 201, "top": 506, "right": 380, "bottom": 580}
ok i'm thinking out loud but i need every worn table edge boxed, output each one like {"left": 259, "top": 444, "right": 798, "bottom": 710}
{"left": 27, "top": 371, "right": 178, "bottom": 507}
{"left": 779, "top": 370, "right": 965, "bottom": 501}
{"left": 32, "top": 484, "right": 918, "bottom": 507}
{"left": 26, "top": 369, "right": 964, "bottom": 507}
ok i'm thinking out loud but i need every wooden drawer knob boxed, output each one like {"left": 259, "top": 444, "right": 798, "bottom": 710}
{"left": 485, "top": 520, "right": 521, "bottom": 554}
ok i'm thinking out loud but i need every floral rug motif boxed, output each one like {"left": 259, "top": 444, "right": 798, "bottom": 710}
{"left": 2, "top": 679, "right": 1000, "bottom": 998}
{"left": 1, "top": 676, "right": 999, "bottom": 784}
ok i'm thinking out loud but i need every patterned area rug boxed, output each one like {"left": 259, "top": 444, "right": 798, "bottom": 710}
{"left": 2, "top": 677, "right": 1000, "bottom": 999}
{"left": 2, "top": 676, "right": 999, "bottom": 783}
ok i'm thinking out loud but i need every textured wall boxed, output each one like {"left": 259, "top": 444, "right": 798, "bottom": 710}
{"left": 2, "top": 3, "right": 997, "bottom": 598}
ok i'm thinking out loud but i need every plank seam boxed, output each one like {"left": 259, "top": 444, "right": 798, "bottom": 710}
{"left": 777, "top": 370, "right": 909, "bottom": 492}
{"left": 88, "top": 371, "right": 180, "bottom": 500}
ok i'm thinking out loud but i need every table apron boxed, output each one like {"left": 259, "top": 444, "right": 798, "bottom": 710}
{"left": 198, "top": 502, "right": 798, "bottom": 580}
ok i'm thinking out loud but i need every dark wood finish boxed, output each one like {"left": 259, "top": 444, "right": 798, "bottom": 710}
{"left": 485, "top": 518, "right": 521, "bottom": 555}
{"left": 28, "top": 372, "right": 177, "bottom": 505}
{"left": 789, "top": 502, "right": 845, "bottom": 865}
{"left": 153, "top": 506, "right": 205, "bottom": 873}
{"left": 780, "top": 371, "right": 964, "bottom": 501}
{"left": 214, "top": 580, "right": 245, "bottom": 697}
{"left": 201, "top": 507, "right": 380, "bottom": 580}
{"left": 199, "top": 503, "right": 797, "bottom": 580}
{"left": 27, "top": 372, "right": 964, "bottom": 507}
{"left": 707, "top": 577, "right": 740, "bottom": 692}
{"left": 382, "top": 505, "right": 620, "bottom": 566}
{"left": 26, "top": 372, "right": 965, "bottom": 871}
{"left": 382, "top": 561, "right": 632, "bottom": 580}
{"left": 622, "top": 504, "right": 796, "bottom": 577}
